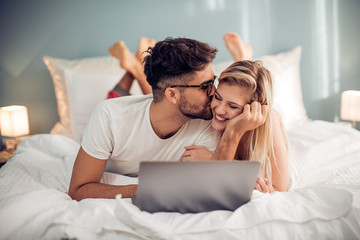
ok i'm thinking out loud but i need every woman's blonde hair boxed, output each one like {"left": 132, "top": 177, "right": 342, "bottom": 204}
{"left": 218, "top": 60, "right": 276, "bottom": 186}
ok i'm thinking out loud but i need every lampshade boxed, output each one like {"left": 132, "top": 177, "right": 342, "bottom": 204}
{"left": 341, "top": 90, "right": 360, "bottom": 122}
{"left": 0, "top": 105, "right": 30, "bottom": 137}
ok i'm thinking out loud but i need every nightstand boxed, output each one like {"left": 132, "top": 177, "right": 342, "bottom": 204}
{"left": 0, "top": 150, "right": 13, "bottom": 168}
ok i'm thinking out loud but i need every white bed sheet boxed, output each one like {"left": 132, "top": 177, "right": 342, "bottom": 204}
{"left": 0, "top": 120, "right": 359, "bottom": 239}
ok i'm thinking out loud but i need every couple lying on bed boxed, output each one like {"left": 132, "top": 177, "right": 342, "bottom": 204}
{"left": 68, "top": 33, "right": 288, "bottom": 201}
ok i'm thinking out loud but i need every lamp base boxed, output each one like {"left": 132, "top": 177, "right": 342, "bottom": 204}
{"left": 2, "top": 138, "right": 17, "bottom": 153}
{"left": 0, "top": 150, "right": 13, "bottom": 168}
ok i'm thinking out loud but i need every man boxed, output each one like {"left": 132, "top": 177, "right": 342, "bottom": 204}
{"left": 68, "top": 37, "right": 221, "bottom": 201}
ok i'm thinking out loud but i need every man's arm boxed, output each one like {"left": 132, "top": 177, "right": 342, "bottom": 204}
{"left": 68, "top": 147, "right": 137, "bottom": 201}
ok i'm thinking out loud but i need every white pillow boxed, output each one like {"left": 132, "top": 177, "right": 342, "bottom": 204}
{"left": 44, "top": 56, "right": 142, "bottom": 142}
{"left": 212, "top": 46, "right": 309, "bottom": 130}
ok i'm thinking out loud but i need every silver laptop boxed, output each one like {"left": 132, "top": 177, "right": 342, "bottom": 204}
{"left": 132, "top": 161, "right": 260, "bottom": 213}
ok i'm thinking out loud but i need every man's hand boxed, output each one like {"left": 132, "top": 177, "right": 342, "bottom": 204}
{"left": 182, "top": 145, "right": 212, "bottom": 161}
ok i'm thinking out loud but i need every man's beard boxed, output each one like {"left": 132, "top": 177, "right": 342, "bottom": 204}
{"left": 178, "top": 95, "right": 213, "bottom": 120}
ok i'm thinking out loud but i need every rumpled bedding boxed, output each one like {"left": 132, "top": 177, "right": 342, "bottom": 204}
{"left": 0, "top": 120, "right": 359, "bottom": 239}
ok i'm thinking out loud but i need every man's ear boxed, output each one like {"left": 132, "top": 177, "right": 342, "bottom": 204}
{"left": 164, "top": 88, "right": 179, "bottom": 105}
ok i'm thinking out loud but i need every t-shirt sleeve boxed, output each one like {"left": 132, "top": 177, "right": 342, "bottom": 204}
{"left": 81, "top": 101, "right": 114, "bottom": 160}
{"left": 194, "top": 122, "right": 221, "bottom": 152}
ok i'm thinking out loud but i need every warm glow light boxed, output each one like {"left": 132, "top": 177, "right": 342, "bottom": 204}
{"left": 0, "top": 105, "right": 30, "bottom": 137}
{"left": 341, "top": 91, "right": 360, "bottom": 125}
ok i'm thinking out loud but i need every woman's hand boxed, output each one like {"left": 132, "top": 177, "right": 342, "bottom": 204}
{"left": 255, "top": 176, "right": 271, "bottom": 193}
{"left": 182, "top": 145, "right": 213, "bottom": 161}
{"left": 225, "top": 101, "right": 268, "bottom": 136}
{"left": 211, "top": 102, "right": 269, "bottom": 161}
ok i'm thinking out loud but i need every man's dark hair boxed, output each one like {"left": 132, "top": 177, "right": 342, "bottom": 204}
{"left": 144, "top": 37, "right": 218, "bottom": 102}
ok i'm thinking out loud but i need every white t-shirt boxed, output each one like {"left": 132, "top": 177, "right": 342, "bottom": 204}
{"left": 81, "top": 94, "right": 221, "bottom": 176}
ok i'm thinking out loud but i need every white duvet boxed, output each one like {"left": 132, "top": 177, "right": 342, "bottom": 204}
{"left": 0, "top": 120, "right": 360, "bottom": 239}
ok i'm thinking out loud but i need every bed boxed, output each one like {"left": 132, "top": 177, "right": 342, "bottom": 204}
{"left": 0, "top": 47, "right": 359, "bottom": 240}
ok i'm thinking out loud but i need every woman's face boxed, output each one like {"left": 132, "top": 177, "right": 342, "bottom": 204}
{"left": 210, "top": 82, "right": 252, "bottom": 131}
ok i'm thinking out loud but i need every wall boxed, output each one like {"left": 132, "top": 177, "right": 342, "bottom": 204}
{"left": 1, "top": 0, "right": 359, "bottom": 135}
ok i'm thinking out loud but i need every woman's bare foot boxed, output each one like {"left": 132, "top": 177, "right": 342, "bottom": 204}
{"left": 224, "top": 32, "right": 253, "bottom": 61}
{"left": 136, "top": 37, "right": 156, "bottom": 64}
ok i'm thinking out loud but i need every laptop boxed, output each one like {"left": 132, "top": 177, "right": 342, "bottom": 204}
{"left": 131, "top": 161, "right": 260, "bottom": 213}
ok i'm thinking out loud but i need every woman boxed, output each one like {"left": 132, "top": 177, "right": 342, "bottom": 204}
{"left": 182, "top": 60, "right": 289, "bottom": 193}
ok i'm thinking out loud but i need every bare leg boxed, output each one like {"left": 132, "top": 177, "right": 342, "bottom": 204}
{"left": 116, "top": 71, "right": 134, "bottom": 92}
{"left": 224, "top": 32, "right": 253, "bottom": 61}
{"left": 109, "top": 40, "right": 153, "bottom": 94}
{"left": 136, "top": 37, "right": 156, "bottom": 65}
{"left": 133, "top": 38, "right": 155, "bottom": 94}
{"left": 109, "top": 43, "right": 135, "bottom": 92}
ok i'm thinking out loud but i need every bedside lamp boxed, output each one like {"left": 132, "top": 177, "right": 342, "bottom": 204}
{"left": 0, "top": 105, "right": 30, "bottom": 150}
{"left": 341, "top": 90, "right": 360, "bottom": 128}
